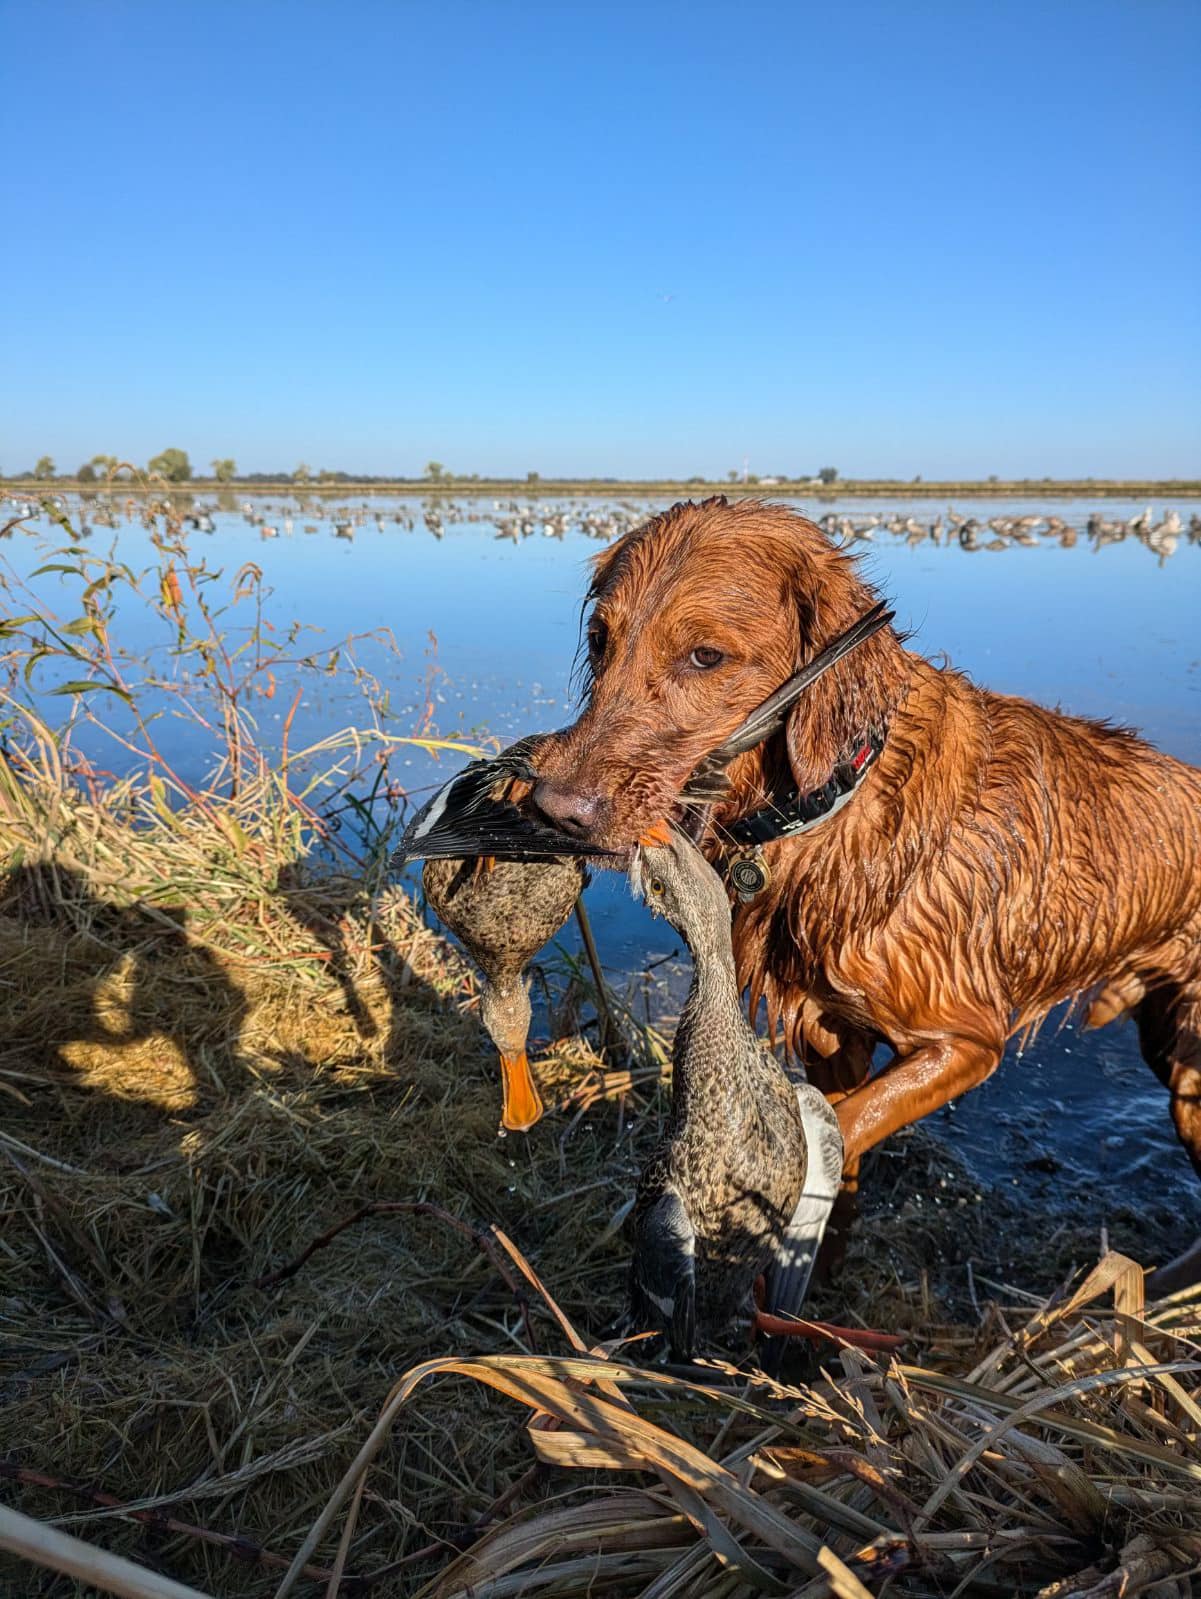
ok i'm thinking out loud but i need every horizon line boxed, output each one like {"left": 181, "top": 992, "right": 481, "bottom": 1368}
{"left": 7, "top": 472, "right": 1200, "bottom": 496}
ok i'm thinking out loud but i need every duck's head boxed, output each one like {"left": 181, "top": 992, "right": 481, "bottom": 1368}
{"left": 479, "top": 977, "right": 543, "bottom": 1133}
{"left": 632, "top": 820, "right": 733, "bottom": 949}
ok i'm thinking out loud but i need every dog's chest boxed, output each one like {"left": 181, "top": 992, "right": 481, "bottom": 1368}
{"left": 735, "top": 881, "right": 922, "bottom": 1045}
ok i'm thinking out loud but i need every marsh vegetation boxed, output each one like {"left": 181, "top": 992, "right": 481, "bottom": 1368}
{"left": 1, "top": 493, "right": 1199, "bottom": 1597}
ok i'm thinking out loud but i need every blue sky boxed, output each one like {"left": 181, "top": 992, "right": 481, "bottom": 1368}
{"left": 2, "top": 0, "right": 1198, "bottom": 479}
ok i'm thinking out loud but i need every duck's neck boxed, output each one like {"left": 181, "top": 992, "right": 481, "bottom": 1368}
{"left": 680, "top": 923, "right": 739, "bottom": 993}
{"left": 670, "top": 923, "right": 752, "bottom": 1120}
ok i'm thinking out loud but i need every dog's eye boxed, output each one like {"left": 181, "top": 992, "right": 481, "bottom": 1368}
{"left": 587, "top": 619, "right": 609, "bottom": 663}
{"left": 689, "top": 646, "right": 724, "bottom": 670}
{"left": 649, "top": 877, "right": 666, "bottom": 896}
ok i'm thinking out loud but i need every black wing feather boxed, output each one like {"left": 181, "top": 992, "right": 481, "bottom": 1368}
{"left": 392, "top": 734, "right": 615, "bottom": 865}
{"left": 396, "top": 804, "right": 608, "bottom": 864}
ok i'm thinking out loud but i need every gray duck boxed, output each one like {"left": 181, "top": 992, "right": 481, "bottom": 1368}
{"left": 627, "top": 824, "right": 899, "bottom": 1359}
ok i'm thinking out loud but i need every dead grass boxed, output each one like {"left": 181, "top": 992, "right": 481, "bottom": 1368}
{"left": 1, "top": 758, "right": 1199, "bottom": 1598}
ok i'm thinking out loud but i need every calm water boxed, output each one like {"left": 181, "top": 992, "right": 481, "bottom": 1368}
{"left": 5, "top": 491, "right": 1201, "bottom": 1222}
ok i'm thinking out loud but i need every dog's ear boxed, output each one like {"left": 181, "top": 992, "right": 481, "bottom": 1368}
{"left": 781, "top": 543, "right": 904, "bottom": 792}
{"left": 586, "top": 537, "right": 626, "bottom": 603}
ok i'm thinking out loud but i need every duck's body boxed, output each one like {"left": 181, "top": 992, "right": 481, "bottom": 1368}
{"left": 396, "top": 737, "right": 602, "bottom": 1131}
{"left": 422, "top": 853, "right": 584, "bottom": 1131}
{"left": 627, "top": 827, "right": 844, "bottom": 1359}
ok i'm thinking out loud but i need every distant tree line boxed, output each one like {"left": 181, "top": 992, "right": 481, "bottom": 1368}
{"left": 6, "top": 450, "right": 847, "bottom": 485}
{"left": 8, "top": 453, "right": 832, "bottom": 485}
{"left": 717, "top": 466, "right": 840, "bottom": 486}
{"left": 12, "top": 460, "right": 1180, "bottom": 490}
{"left": 3, "top": 453, "right": 477, "bottom": 483}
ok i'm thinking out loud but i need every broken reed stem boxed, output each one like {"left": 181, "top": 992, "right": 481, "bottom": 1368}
{"left": 574, "top": 896, "right": 616, "bottom": 1055}
{"left": 0, "top": 1502, "right": 214, "bottom": 1599}
{"left": 0, "top": 1459, "right": 342, "bottom": 1588}
{"left": 7, "top": 1458, "right": 564, "bottom": 1599}
{"left": 324, "top": 1472, "right": 366, "bottom": 1599}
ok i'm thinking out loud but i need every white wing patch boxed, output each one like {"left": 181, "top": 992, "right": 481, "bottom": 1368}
{"left": 411, "top": 776, "right": 456, "bottom": 841}
{"left": 764, "top": 1086, "right": 845, "bottom": 1322}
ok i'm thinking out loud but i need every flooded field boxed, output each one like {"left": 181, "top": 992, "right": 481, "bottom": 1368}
{"left": 5, "top": 488, "right": 1201, "bottom": 1230}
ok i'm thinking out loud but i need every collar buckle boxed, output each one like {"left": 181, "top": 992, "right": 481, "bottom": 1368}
{"left": 728, "top": 847, "right": 771, "bottom": 902}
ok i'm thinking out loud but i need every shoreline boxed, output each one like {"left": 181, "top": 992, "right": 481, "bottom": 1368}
{"left": 8, "top": 476, "right": 1201, "bottom": 499}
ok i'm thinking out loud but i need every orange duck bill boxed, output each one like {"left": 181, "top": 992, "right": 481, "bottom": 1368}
{"left": 498, "top": 1050, "right": 545, "bottom": 1132}
{"left": 752, "top": 1279, "right": 903, "bottom": 1353}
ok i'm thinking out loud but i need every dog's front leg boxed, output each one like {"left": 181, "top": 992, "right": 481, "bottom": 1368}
{"left": 795, "top": 998, "right": 875, "bottom": 1092}
{"left": 835, "top": 1036, "right": 1004, "bottom": 1162}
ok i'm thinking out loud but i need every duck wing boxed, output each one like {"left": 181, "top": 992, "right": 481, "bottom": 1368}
{"left": 763, "top": 1085, "right": 844, "bottom": 1322}
{"left": 397, "top": 796, "right": 604, "bottom": 864}
{"left": 682, "top": 601, "right": 894, "bottom": 803}
{"left": 630, "top": 1188, "right": 697, "bottom": 1362}
{"left": 394, "top": 737, "right": 614, "bottom": 864}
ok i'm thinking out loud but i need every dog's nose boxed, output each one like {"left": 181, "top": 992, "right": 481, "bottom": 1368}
{"left": 533, "top": 778, "right": 607, "bottom": 839}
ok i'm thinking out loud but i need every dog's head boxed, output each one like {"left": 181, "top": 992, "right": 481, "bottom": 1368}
{"left": 533, "top": 498, "right": 906, "bottom": 851}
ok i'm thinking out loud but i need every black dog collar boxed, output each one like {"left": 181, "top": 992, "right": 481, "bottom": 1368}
{"left": 723, "top": 727, "right": 886, "bottom": 900}
{"left": 726, "top": 728, "right": 886, "bottom": 847}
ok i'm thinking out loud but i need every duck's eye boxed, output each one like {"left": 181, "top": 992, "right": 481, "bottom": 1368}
{"left": 689, "top": 645, "right": 724, "bottom": 670}
{"left": 649, "top": 877, "right": 666, "bottom": 896}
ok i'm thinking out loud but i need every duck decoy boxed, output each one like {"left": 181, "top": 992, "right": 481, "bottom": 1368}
{"left": 625, "top": 824, "right": 901, "bottom": 1360}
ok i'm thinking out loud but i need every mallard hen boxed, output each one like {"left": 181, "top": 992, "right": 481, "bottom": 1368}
{"left": 626, "top": 824, "right": 899, "bottom": 1359}
{"left": 394, "top": 736, "right": 603, "bottom": 1132}
{"left": 421, "top": 853, "right": 585, "bottom": 1131}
